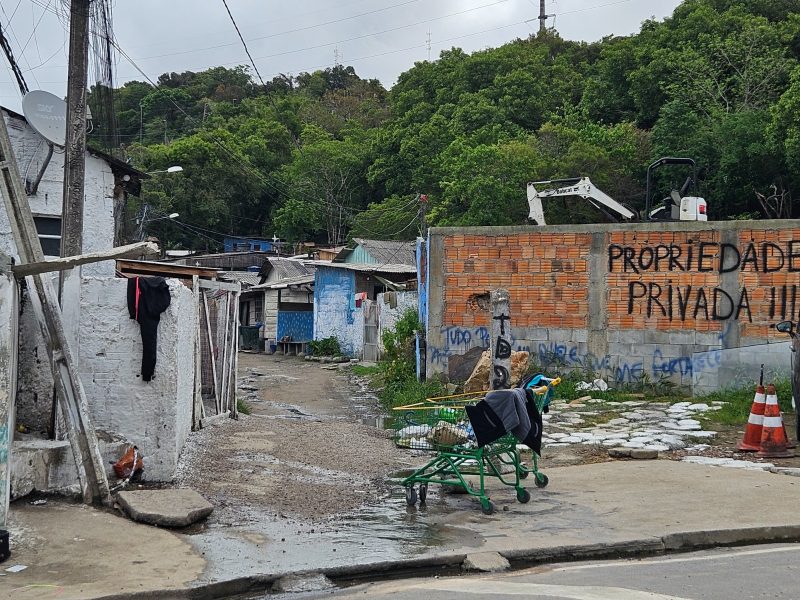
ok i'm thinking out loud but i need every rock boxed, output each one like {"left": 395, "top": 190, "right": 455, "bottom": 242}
{"left": 463, "top": 551, "right": 510, "bottom": 572}
{"left": 621, "top": 441, "right": 645, "bottom": 449}
{"left": 687, "top": 403, "right": 711, "bottom": 411}
{"left": 273, "top": 573, "right": 335, "bottom": 593}
{"left": 608, "top": 447, "right": 631, "bottom": 458}
{"left": 575, "top": 395, "right": 592, "bottom": 403}
{"left": 350, "top": 358, "right": 360, "bottom": 363}
{"left": 463, "top": 350, "right": 529, "bottom": 393}
{"left": 448, "top": 346, "right": 489, "bottom": 383}
{"left": 116, "top": 489, "right": 213, "bottom": 527}
{"left": 630, "top": 448, "right": 659, "bottom": 459}
{"left": 607, "top": 418, "right": 630, "bottom": 426}
{"left": 644, "top": 443, "right": 670, "bottom": 452}
{"left": 602, "top": 438, "right": 628, "bottom": 446}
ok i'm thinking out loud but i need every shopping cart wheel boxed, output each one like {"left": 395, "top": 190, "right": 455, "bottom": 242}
{"left": 516, "top": 488, "right": 531, "bottom": 503}
{"left": 418, "top": 483, "right": 428, "bottom": 504}
{"left": 405, "top": 486, "right": 417, "bottom": 506}
{"left": 519, "top": 468, "right": 530, "bottom": 479}
{"left": 480, "top": 498, "right": 495, "bottom": 515}
{"left": 534, "top": 473, "right": 549, "bottom": 488}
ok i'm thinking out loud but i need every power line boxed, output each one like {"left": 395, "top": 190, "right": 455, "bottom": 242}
{"left": 18, "top": 0, "right": 51, "bottom": 57}
{"left": 220, "top": 0, "right": 266, "bottom": 87}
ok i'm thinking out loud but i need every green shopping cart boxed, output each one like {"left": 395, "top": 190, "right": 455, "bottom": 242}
{"left": 392, "top": 375, "right": 560, "bottom": 515}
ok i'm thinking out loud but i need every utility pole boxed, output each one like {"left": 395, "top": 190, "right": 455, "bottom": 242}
{"left": 61, "top": 0, "right": 90, "bottom": 260}
{"left": 538, "top": 0, "right": 554, "bottom": 33}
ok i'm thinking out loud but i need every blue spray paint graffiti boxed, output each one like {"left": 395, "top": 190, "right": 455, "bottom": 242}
{"left": 433, "top": 322, "right": 737, "bottom": 384}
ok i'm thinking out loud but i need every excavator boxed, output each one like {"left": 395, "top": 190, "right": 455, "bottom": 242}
{"left": 526, "top": 157, "right": 708, "bottom": 225}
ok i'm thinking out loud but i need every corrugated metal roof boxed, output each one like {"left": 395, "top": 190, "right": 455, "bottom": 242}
{"left": 264, "top": 257, "right": 314, "bottom": 282}
{"left": 313, "top": 261, "right": 417, "bottom": 274}
{"left": 336, "top": 238, "right": 416, "bottom": 266}
{"left": 219, "top": 271, "right": 262, "bottom": 288}
{"left": 253, "top": 274, "right": 315, "bottom": 290}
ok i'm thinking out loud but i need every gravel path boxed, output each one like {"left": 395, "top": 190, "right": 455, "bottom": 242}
{"left": 175, "top": 354, "right": 412, "bottom": 524}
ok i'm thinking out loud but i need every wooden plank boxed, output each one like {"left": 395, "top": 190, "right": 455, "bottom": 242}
{"left": 218, "top": 293, "right": 231, "bottom": 413}
{"left": 0, "top": 271, "right": 19, "bottom": 529}
{"left": 191, "top": 275, "right": 203, "bottom": 431}
{"left": 230, "top": 291, "right": 240, "bottom": 418}
{"left": 202, "top": 292, "right": 220, "bottom": 414}
{"left": 116, "top": 259, "right": 220, "bottom": 280}
{"left": 12, "top": 242, "right": 159, "bottom": 277}
{"left": 198, "top": 278, "right": 241, "bottom": 293}
{"left": 0, "top": 117, "right": 111, "bottom": 505}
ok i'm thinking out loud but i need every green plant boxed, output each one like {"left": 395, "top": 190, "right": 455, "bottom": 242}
{"left": 308, "top": 336, "right": 341, "bottom": 356}
{"left": 236, "top": 397, "right": 252, "bottom": 415}
{"left": 699, "top": 379, "right": 794, "bottom": 425}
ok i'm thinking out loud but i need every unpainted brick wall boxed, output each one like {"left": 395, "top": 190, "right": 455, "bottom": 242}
{"left": 427, "top": 221, "right": 800, "bottom": 392}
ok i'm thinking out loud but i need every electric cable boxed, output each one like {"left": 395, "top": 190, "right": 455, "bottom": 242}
{"left": 220, "top": 0, "right": 266, "bottom": 87}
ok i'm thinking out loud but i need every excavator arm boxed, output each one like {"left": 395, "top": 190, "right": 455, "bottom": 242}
{"left": 526, "top": 177, "right": 636, "bottom": 226}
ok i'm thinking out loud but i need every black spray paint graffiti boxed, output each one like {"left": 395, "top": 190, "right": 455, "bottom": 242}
{"left": 609, "top": 240, "right": 800, "bottom": 322}
{"left": 492, "top": 312, "right": 512, "bottom": 389}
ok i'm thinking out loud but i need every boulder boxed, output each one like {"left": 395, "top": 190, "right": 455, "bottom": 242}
{"left": 448, "top": 345, "right": 489, "bottom": 382}
{"left": 116, "top": 489, "right": 213, "bottom": 527}
{"left": 463, "top": 350, "right": 530, "bottom": 393}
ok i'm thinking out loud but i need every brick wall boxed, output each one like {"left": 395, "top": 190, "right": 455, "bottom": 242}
{"left": 426, "top": 221, "right": 800, "bottom": 392}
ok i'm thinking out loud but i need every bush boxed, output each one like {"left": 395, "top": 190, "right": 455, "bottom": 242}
{"left": 374, "top": 309, "right": 446, "bottom": 408}
{"left": 308, "top": 336, "right": 341, "bottom": 356}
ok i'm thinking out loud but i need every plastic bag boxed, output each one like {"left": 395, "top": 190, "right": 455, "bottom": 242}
{"left": 112, "top": 445, "right": 144, "bottom": 479}
{"left": 428, "top": 421, "right": 469, "bottom": 447}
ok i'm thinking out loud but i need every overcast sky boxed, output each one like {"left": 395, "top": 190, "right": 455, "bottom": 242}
{"left": 1, "top": 0, "right": 682, "bottom": 113}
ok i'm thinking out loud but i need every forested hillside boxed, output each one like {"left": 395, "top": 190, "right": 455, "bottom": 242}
{"left": 92, "top": 0, "right": 800, "bottom": 250}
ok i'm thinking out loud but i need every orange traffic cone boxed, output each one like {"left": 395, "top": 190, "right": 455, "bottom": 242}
{"left": 738, "top": 385, "right": 766, "bottom": 452}
{"left": 756, "top": 384, "right": 794, "bottom": 458}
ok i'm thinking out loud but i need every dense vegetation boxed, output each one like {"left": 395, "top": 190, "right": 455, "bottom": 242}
{"left": 92, "top": 0, "right": 800, "bottom": 250}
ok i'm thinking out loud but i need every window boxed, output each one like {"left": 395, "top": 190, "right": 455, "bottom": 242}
{"left": 34, "top": 216, "right": 61, "bottom": 257}
{"left": 254, "top": 297, "right": 264, "bottom": 323}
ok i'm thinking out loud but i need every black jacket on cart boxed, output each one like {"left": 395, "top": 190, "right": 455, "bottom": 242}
{"left": 127, "top": 276, "right": 171, "bottom": 382}
{"left": 466, "top": 388, "right": 543, "bottom": 454}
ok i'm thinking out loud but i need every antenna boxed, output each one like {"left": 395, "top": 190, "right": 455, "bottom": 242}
{"left": 426, "top": 30, "right": 432, "bottom": 60}
{"left": 334, "top": 47, "right": 341, "bottom": 67}
{"left": 22, "top": 90, "right": 68, "bottom": 147}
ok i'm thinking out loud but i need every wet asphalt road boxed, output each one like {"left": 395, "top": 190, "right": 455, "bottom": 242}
{"left": 286, "top": 543, "right": 800, "bottom": 600}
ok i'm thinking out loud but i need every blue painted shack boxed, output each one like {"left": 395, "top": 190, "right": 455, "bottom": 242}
{"left": 223, "top": 237, "right": 274, "bottom": 253}
{"left": 313, "top": 239, "right": 417, "bottom": 359}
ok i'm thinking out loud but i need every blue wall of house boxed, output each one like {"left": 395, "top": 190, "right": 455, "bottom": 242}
{"left": 277, "top": 311, "right": 313, "bottom": 342}
{"left": 342, "top": 245, "right": 375, "bottom": 264}
{"left": 313, "top": 266, "right": 362, "bottom": 357}
{"left": 224, "top": 237, "right": 274, "bottom": 253}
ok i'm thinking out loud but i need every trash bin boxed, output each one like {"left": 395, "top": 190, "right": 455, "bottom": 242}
{"left": 239, "top": 325, "right": 260, "bottom": 351}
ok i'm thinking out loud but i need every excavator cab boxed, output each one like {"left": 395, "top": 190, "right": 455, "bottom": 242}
{"left": 645, "top": 157, "right": 707, "bottom": 222}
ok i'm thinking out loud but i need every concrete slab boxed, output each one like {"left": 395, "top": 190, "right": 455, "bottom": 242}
{"left": 116, "top": 488, "right": 213, "bottom": 527}
{"left": 463, "top": 551, "right": 510, "bottom": 572}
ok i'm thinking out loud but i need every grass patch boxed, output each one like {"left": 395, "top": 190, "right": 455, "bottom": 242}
{"left": 236, "top": 397, "right": 252, "bottom": 415}
{"left": 351, "top": 364, "right": 381, "bottom": 377}
{"left": 550, "top": 369, "right": 688, "bottom": 405}
{"left": 698, "top": 379, "right": 794, "bottom": 425}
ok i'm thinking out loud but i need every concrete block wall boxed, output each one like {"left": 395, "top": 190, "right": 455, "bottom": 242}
{"left": 78, "top": 277, "right": 195, "bottom": 481}
{"left": 426, "top": 221, "right": 800, "bottom": 392}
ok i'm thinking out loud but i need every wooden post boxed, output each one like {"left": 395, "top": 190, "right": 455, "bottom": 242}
{"left": 489, "top": 288, "right": 512, "bottom": 390}
{"left": 0, "top": 264, "right": 19, "bottom": 530}
{"left": 230, "top": 291, "right": 240, "bottom": 418}
{"left": 191, "top": 276, "right": 203, "bottom": 430}
{"left": 0, "top": 108, "right": 111, "bottom": 506}
{"left": 61, "top": 0, "right": 90, "bottom": 259}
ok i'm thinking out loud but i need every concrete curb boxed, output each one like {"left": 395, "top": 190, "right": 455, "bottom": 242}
{"left": 85, "top": 524, "right": 800, "bottom": 600}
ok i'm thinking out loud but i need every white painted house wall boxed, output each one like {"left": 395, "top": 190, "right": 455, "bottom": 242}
{"left": 78, "top": 278, "right": 195, "bottom": 481}
{"left": 0, "top": 110, "right": 118, "bottom": 434}
{"left": 377, "top": 291, "right": 418, "bottom": 352}
{"left": 0, "top": 110, "right": 115, "bottom": 275}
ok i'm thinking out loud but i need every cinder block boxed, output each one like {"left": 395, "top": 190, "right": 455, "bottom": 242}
{"left": 669, "top": 331, "right": 696, "bottom": 345}
{"left": 618, "top": 330, "right": 645, "bottom": 344}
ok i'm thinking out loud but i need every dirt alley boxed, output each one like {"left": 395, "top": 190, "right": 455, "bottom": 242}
{"left": 175, "top": 353, "right": 416, "bottom": 525}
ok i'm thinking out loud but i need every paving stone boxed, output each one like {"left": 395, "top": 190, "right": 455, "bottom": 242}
{"left": 463, "top": 551, "right": 511, "bottom": 572}
{"left": 562, "top": 436, "right": 583, "bottom": 443}
{"left": 607, "top": 418, "right": 630, "bottom": 426}
{"left": 630, "top": 448, "right": 659, "bottom": 460}
{"left": 644, "top": 443, "right": 670, "bottom": 452}
{"left": 608, "top": 447, "right": 631, "bottom": 458}
{"left": 687, "top": 403, "right": 711, "bottom": 411}
{"left": 116, "top": 489, "right": 213, "bottom": 527}
{"left": 602, "top": 439, "right": 628, "bottom": 446}
{"left": 622, "top": 441, "right": 646, "bottom": 449}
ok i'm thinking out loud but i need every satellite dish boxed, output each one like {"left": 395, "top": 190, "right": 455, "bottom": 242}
{"left": 22, "top": 90, "right": 67, "bottom": 146}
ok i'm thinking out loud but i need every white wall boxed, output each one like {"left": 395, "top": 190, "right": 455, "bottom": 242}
{"left": 78, "top": 278, "right": 195, "bottom": 481}
{"left": 377, "top": 291, "right": 418, "bottom": 352}
{"left": 0, "top": 110, "right": 116, "bottom": 276}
